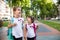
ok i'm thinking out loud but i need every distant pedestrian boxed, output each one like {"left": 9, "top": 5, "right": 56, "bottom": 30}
{"left": 0, "top": 20, "right": 7, "bottom": 40}
{"left": 24, "top": 16, "right": 38, "bottom": 40}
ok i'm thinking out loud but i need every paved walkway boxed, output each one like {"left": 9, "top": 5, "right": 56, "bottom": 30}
{"left": 35, "top": 20, "right": 60, "bottom": 40}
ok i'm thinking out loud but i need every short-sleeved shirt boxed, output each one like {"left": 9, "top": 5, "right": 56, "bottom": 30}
{"left": 11, "top": 17, "right": 24, "bottom": 38}
{"left": 26, "top": 23, "right": 37, "bottom": 38}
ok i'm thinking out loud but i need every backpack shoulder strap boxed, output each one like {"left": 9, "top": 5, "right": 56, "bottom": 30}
{"left": 33, "top": 23, "right": 36, "bottom": 29}
{"left": 11, "top": 17, "right": 14, "bottom": 24}
{"left": 33, "top": 23, "right": 36, "bottom": 33}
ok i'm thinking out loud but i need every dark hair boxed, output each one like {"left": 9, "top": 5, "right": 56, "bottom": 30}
{"left": 13, "top": 6, "right": 21, "bottom": 11}
{"left": 0, "top": 20, "right": 3, "bottom": 27}
{"left": 27, "top": 16, "right": 34, "bottom": 23}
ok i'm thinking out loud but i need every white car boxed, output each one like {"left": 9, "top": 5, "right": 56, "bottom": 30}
{"left": 56, "top": 17, "right": 60, "bottom": 20}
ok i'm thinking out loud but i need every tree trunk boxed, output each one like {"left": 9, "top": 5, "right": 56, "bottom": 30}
{"left": 44, "top": 15, "right": 46, "bottom": 20}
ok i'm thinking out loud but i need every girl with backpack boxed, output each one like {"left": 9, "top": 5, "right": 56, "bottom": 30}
{"left": 24, "top": 16, "right": 38, "bottom": 40}
{"left": 8, "top": 6, "right": 24, "bottom": 40}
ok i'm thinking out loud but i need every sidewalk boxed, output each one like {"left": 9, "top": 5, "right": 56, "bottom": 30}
{"left": 35, "top": 20, "right": 60, "bottom": 35}
{"left": 35, "top": 20, "right": 60, "bottom": 40}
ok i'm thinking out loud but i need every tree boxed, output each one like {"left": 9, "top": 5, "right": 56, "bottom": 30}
{"left": 57, "top": 0, "right": 60, "bottom": 20}
{"left": 57, "top": 0, "right": 60, "bottom": 5}
{"left": 6, "top": 0, "right": 58, "bottom": 20}
{"left": 6, "top": 0, "right": 31, "bottom": 17}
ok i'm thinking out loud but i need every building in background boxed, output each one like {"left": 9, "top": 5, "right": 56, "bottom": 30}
{"left": 0, "top": 0, "right": 11, "bottom": 20}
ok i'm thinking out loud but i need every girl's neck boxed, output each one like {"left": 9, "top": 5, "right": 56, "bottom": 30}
{"left": 14, "top": 15, "right": 19, "bottom": 18}
{"left": 14, "top": 16, "right": 19, "bottom": 18}
{"left": 14, "top": 15, "right": 22, "bottom": 18}
{"left": 28, "top": 22, "right": 32, "bottom": 25}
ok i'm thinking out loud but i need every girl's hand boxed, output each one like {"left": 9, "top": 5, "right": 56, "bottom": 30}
{"left": 13, "top": 23, "right": 17, "bottom": 26}
{"left": 23, "top": 25, "right": 27, "bottom": 40}
{"left": 24, "top": 37, "right": 27, "bottom": 40}
{"left": 8, "top": 23, "right": 17, "bottom": 28}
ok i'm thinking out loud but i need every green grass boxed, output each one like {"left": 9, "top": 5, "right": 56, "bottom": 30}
{"left": 39, "top": 20, "right": 60, "bottom": 31}
{"left": 51, "top": 20, "right": 60, "bottom": 24}
{"left": 3, "top": 21, "right": 9, "bottom": 27}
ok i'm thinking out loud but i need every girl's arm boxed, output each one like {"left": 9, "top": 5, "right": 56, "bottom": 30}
{"left": 8, "top": 18, "right": 16, "bottom": 28}
{"left": 35, "top": 23, "right": 38, "bottom": 29}
{"left": 36, "top": 25, "right": 38, "bottom": 29}
{"left": 8, "top": 22, "right": 16, "bottom": 28}
{"left": 23, "top": 25, "right": 27, "bottom": 40}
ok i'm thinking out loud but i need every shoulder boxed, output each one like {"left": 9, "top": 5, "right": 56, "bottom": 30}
{"left": 10, "top": 17, "right": 15, "bottom": 21}
{"left": 33, "top": 23, "right": 38, "bottom": 27}
{"left": 21, "top": 17, "right": 24, "bottom": 20}
{"left": 33, "top": 23, "right": 37, "bottom": 26}
{"left": 19, "top": 17, "right": 24, "bottom": 21}
{"left": 10, "top": 17, "right": 15, "bottom": 23}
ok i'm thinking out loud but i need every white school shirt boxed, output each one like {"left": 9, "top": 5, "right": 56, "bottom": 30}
{"left": 12, "top": 17, "right": 24, "bottom": 38}
{"left": 26, "top": 23, "right": 37, "bottom": 38}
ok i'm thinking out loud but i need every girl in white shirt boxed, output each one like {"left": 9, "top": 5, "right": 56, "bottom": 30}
{"left": 24, "top": 16, "right": 38, "bottom": 40}
{"left": 8, "top": 6, "right": 24, "bottom": 40}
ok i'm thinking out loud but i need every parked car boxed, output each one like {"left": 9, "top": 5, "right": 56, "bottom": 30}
{"left": 51, "top": 18, "right": 56, "bottom": 20}
{"left": 56, "top": 17, "right": 60, "bottom": 20}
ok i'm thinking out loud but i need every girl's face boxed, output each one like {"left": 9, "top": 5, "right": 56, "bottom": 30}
{"left": 27, "top": 17, "right": 32, "bottom": 23}
{"left": 14, "top": 7, "right": 21, "bottom": 17}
